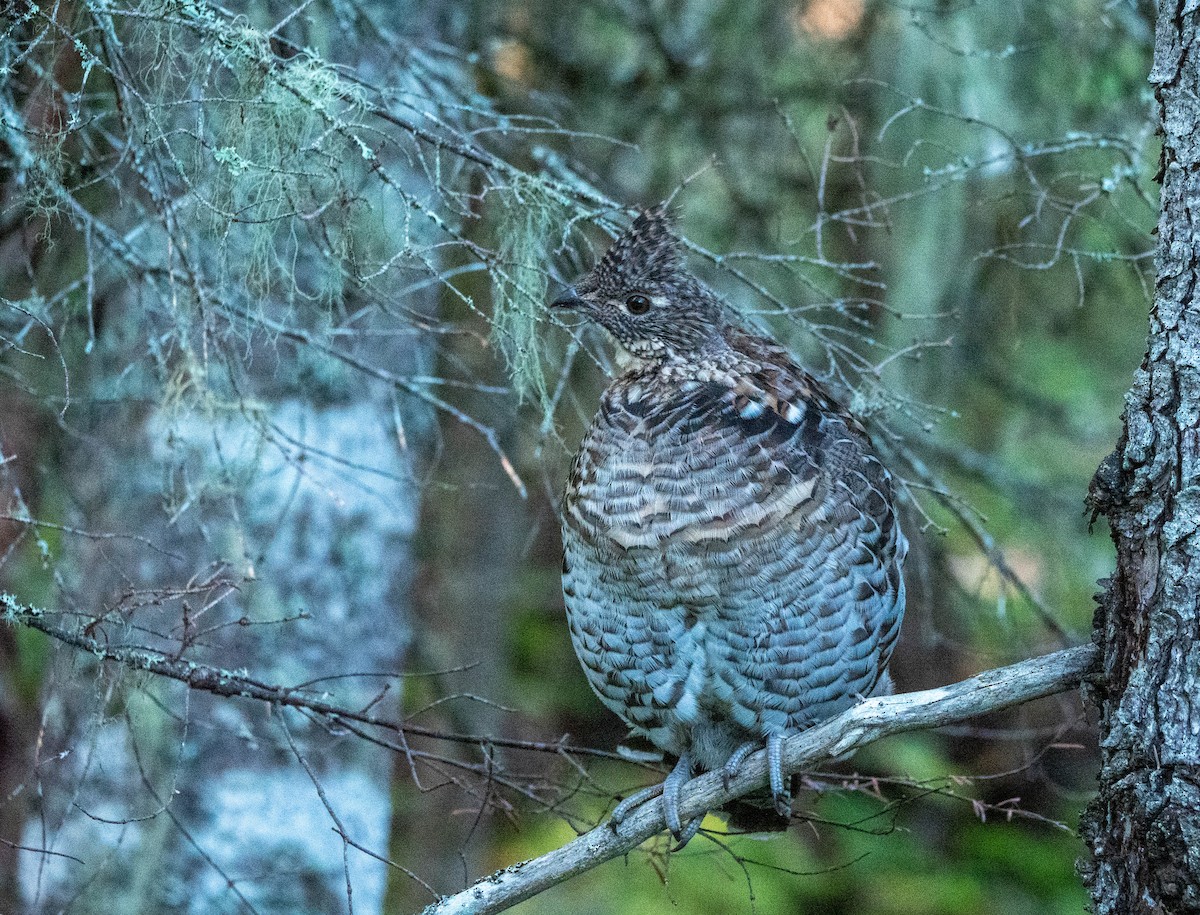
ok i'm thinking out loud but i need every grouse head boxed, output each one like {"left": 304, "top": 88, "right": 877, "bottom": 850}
{"left": 551, "top": 208, "right": 726, "bottom": 360}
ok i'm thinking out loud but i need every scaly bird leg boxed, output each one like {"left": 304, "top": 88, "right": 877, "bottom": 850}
{"left": 767, "top": 733, "right": 791, "bottom": 818}
{"left": 661, "top": 751, "right": 696, "bottom": 842}
{"left": 671, "top": 813, "right": 704, "bottom": 850}
{"left": 609, "top": 753, "right": 703, "bottom": 845}
{"left": 722, "top": 741, "right": 758, "bottom": 790}
{"left": 610, "top": 782, "right": 664, "bottom": 827}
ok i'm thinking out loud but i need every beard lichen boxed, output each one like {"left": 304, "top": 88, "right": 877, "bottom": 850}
{"left": 490, "top": 179, "right": 565, "bottom": 417}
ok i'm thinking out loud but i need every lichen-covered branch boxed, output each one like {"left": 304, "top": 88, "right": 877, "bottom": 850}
{"left": 424, "top": 645, "right": 1097, "bottom": 915}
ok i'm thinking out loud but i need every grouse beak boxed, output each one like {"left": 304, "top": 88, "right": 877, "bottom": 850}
{"left": 550, "top": 286, "right": 586, "bottom": 310}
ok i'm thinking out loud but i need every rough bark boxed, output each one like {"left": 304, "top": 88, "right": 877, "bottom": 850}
{"left": 1079, "top": 3, "right": 1200, "bottom": 912}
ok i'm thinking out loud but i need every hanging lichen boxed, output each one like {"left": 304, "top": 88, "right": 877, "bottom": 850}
{"left": 490, "top": 178, "right": 563, "bottom": 416}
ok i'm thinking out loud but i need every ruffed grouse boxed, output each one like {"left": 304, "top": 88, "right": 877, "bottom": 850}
{"left": 553, "top": 209, "right": 907, "bottom": 844}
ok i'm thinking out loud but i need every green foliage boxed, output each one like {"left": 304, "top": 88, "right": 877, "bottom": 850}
{"left": 497, "top": 775, "right": 1090, "bottom": 915}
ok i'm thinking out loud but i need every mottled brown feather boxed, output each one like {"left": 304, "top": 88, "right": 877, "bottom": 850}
{"left": 555, "top": 209, "right": 907, "bottom": 837}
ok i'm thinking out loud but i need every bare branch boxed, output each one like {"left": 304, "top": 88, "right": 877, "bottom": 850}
{"left": 422, "top": 645, "right": 1098, "bottom": 915}
{"left": 0, "top": 597, "right": 625, "bottom": 761}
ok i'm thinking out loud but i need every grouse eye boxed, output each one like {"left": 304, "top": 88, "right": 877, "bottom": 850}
{"left": 625, "top": 294, "right": 652, "bottom": 315}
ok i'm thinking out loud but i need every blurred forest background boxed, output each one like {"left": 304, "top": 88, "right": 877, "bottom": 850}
{"left": 0, "top": 0, "right": 1156, "bottom": 912}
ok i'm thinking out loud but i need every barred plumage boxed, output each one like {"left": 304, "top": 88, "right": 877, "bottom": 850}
{"left": 553, "top": 209, "right": 907, "bottom": 843}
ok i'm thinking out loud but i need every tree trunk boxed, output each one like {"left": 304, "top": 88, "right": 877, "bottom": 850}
{"left": 7, "top": 8, "right": 431, "bottom": 911}
{"left": 1080, "top": 4, "right": 1200, "bottom": 912}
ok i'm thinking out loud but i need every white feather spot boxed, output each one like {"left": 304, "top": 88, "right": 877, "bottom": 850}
{"left": 738, "top": 400, "right": 765, "bottom": 419}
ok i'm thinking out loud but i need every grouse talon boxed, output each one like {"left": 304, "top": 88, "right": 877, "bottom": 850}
{"left": 609, "top": 782, "right": 663, "bottom": 829}
{"left": 661, "top": 752, "right": 693, "bottom": 840}
{"left": 767, "top": 733, "right": 791, "bottom": 818}
{"left": 722, "top": 741, "right": 758, "bottom": 791}
{"left": 670, "top": 814, "right": 703, "bottom": 850}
